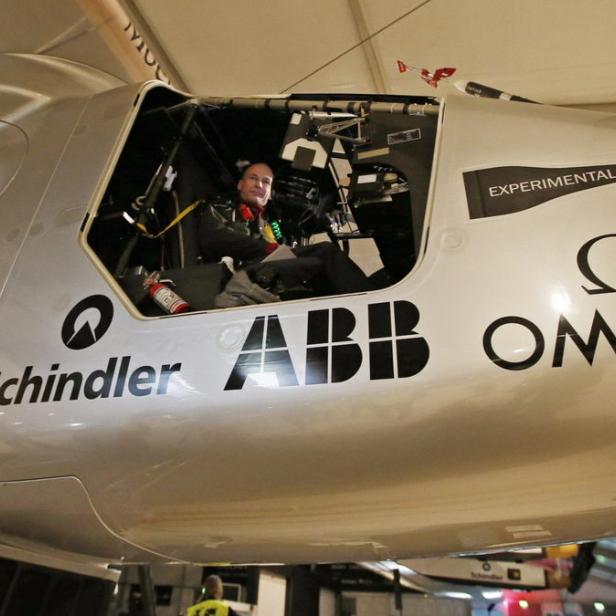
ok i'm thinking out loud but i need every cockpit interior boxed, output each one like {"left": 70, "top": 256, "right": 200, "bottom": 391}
{"left": 85, "top": 87, "right": 440, "bottom": 316}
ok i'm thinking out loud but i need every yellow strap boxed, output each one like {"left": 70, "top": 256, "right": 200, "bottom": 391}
{"left": 262, "top": 223, "right": 276, "bottom": 244}
{"left": 133, "top": 199, "right": 202, "bottom": 239}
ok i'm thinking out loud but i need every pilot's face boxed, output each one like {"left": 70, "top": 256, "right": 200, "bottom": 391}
{"left": 237, "top": 163, "right": 273, "bottom": 208}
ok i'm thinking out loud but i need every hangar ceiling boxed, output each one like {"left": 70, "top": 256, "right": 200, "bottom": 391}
{"left": 2, "top": 0, "right": 616, "bottom": 107}
{"left": 121, "top": 0, "right": 616, "bottom": 106}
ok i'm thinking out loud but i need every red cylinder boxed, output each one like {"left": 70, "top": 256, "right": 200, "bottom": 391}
{"left": 148, "top": 282, "right": 190, "bottom": 314}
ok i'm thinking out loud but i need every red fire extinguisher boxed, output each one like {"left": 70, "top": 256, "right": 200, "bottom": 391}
{"left": 144, "top": 271, "right": 190, "bottom": 314}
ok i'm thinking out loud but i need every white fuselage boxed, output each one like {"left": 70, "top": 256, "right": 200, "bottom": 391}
{"left": 0, "top": 53, "right": 615, "bottom": 567}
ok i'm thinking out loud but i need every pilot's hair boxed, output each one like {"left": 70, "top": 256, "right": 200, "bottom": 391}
{"left": 237, "top": 160, "right": 252, "bottom": 175}
{"left": 239, "top": 161, "right": 274, "bottom": 178}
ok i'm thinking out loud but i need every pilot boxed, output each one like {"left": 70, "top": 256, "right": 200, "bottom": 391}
{"left": 198, "top": 162, "right": 373, "bottom": 295}
{"left": 186, "top": 574, "right": 239, "bottom": 616}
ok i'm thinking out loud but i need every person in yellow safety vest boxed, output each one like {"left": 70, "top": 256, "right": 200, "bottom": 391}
{"left": 186, "top": 574, "right": 240, "bottom": 616}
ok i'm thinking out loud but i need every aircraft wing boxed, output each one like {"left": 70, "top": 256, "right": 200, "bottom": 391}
{"left": 0, "top": 0, "right": 169, "bottom": 85}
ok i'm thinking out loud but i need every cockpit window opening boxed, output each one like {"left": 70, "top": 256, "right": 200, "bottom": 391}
{"left": 85, "top": 88, "right": 439, "bottom": 317}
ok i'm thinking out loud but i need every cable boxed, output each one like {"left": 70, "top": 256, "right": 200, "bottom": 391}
{"left": 280, "top": 0, "right": 435, "bottom": 93}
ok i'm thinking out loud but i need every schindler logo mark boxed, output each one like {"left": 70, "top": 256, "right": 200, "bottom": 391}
{"left": 463, "top": 164, "right": 616, "bottom": 219}
{"left": 62, "top": 295, "right": 114, "bottom": 350}
{"left": 0, "top": 295, "right": 182, "bottom": 406}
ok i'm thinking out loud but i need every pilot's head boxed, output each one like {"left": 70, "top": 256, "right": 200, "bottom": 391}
{"left": 204, "top": 574, "right": 224, "bottom": 600}
{"left": 237, "top": 162, "right": 273, "bottom": 209}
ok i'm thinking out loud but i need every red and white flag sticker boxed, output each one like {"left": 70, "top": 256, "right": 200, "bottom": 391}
{"left": 397, "top": 60, "right": 456, "bottom": 88}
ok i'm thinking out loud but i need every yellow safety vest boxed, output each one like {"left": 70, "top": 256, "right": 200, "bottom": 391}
{"left": 186, "top": 598, "right": 229, "bottom": 616}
